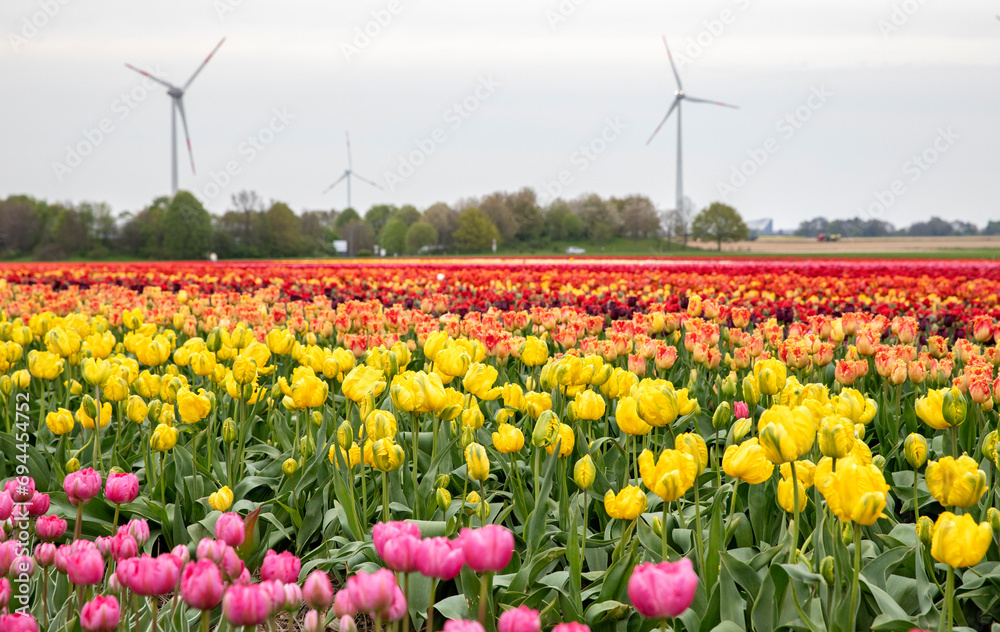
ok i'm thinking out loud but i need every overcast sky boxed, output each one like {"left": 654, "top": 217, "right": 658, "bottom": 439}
{"left": 2, "top": 0, "right": 998, "bottom": 231}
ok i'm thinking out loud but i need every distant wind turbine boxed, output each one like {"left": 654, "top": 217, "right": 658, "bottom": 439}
{"left": 323, "top": 132, "right": 382, "bottom": 209}
{"left": 646, "top": 36, "right": 738, "bottom": 220}
{"left": 125, "top": 38, "right": 226, "bottom": 195}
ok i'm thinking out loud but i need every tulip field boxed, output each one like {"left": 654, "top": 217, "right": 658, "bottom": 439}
{"left": 2, "top": 257, "right": 1000, "bottom": 632}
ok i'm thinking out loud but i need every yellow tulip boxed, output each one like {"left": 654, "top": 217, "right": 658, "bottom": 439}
{"left": 924, "top": 455, "right": 987, "bottom": 509}
{"left": 818, "top": 415, "right": 856, "bottom": 459}
{"left": 45, "top": 408, "right": 75, "bottom": 435}
{"left": 266, "top": 329, "right": 295, "bottom": 355}
{"left": 754, "top": 358, "right": 787, "bottom": 396}
{"left": 435, "top": 346, "right": 471, "bottom": 379}
{"left": 604, "top": 485, "right": 647, "bottom": 520}
{"left": 777, "top": 476, "right": 808, "bottom": 513}
{"left": 208, "top": 486, "right": 234, "bottom": 511}
{"left": 915, "top": 388, "right": 954, "bottom": 430}
{"left": 81, "top": 357, "right": 112, "bottom": 387}
{"left": 635, "top": 382, "right": 679, "bottom": 428}
{"left": 931, "top": 512, "right": 992, "bottom": 568}
{"left": 523, "top": 392, "right": 552, "bottom": 418}
{"left": 545, "top": 423, "right": 575, "bottom": 457}
{"left": 133, "top": 370, "right": 161, "bottom": 399}
{"left": 342, "top": 365, "right": 387, "bottom": 403}
{"left": 816, "top": 460, "right": 889, "bottom": 525}
{"left": 232, "top": 354, "right": 258, "bottom": 385}
{"left": 291, "top": 374, "right": 328, "bottom": 409}
{"left": 177, "top": 388, "right": 212, "bottom": 424}
{"left": 757, "top": 405, "right": 816, "bottom": 464}
{"left": 329, "top": 443, "right": 362, "bottom": 469}
{"left": 520, "top": 336, "right": 549, "bottom": 367}
{"left": 615, "top": 396, "right": 652, "bottom": 436}
{"left": 102, "top": 376, "right": 129, "bottom": 402}
{"left": 492, "top": 423, "right": 524, "bottom": 453}
{"left": 365, "top": 410, "right": 397, "bottom": 441}
{"left": 638, "top": 448, "right": 697, "bottom": 502}
{"left": 190, "top": 351, "right": 217, "bottom": 377}
{"left": 435, "top": 388, "right": 464, "bottom": 421}
{"left": 465, "top": 442, "right": 491, "bottom": 481}
{"left": 904, "top": 433, "right": 928, "bottom": 469}
{"left": 372, "top": 436, "right": 404, "bottom": 471}
{"left": 463, "top": 363, "right": 502, "bottom": 400}
{"left": 531, "top": 410, "right": 560, "bottom": 448}
{"left": 126, "top": 395, "right": 148, "bottom": 424}
{"left": 742, "top": 374, "right": 760, "bottom": 407}
{"left": 77, "top": 401, "right": 112, "bottom": 430}
{"left": 461, "top": 399, "right": 485, "bottom": 430}
{"left": 28, "top": 350, "right": 64, "bottom": 380}
{"left": 780, "top": 460, "right": 816, "bottom": 487}
{"left": 676, "top": 432, "right": 708, "bottom": 475}
{"left": 573, "top": 455, "right": 596, "bottom": 490}
{"left": 570, "top": 390, "right": 606, "bottom": 421}
{"left": 151, "top": 423, "right": 178, "bottom": 451}
{"left": 600, "top": 367, "right": 639, "bottom": 400}
{"left": 502, "top": 382, "right": 525, "bottom": 411}
{"left": 722, "top": 439, "right": 774, "bottom": 484}
{"left": 45, "top": 325, "right": 81, "bottom": 357}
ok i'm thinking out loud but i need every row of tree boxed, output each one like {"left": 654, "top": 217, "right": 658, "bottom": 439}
{"left": 794, "top": 216, "right": 1000, "bottom": 239}
{"left": 0, "top": 189, "right": 707, "bottom": 260}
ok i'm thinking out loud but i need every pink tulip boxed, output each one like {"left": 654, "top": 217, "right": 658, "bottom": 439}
{"left": 0, "top": 493, "right": 12, "bottom": 521}
{"left": 11, "top": 555, "right": 35, "bottom": 578}
{"left": 259, "top": 580, "right": 286, "bottom": 614}
{"left": 339, "top": 615, "right": 358, "bottom": 632}
{"left": 5, "top": 477, "right": 35, "bottom": 503}
{"left": 109, "top": 534, "right": 137, "bottom": 561}
{"left": 180, "top": 558, "right": 225, "bottom": 610}
{"left": 171, "top": 544, "right": 191, "bottom": 565}
{"left": 118, "top": 519, "right": 150, "bottom": 545}
{"left": 444, "top": 621, "right": 486, "bottom": 632}
{"left": 104, "top": 473, "right": 139, "bottom": 505}
{"left": 303, "top": 569, "right": 334, "bottom": 610}
{"left": 333, "top": 589, "right": 356, "bottom": 617}
{"left": 382, "top": 585, "right": 407, "bottom": 621}
{"left": 380, "top": 531, "right": 422, "bottom": 574}
{"left": 417, "top": 537, "right": 466, "bottom": 580}
{"left": 498, "top": 606, "right": 541, "bottom": 632}
{"left": 94, "top": 537, "right": 111, "bottom": 557}
{"left": 63, "top": 469, "right": 102, "bottom": 506}
{"left": 55, "top": 540, "right": 96, "bottom": 574}
{"left": 34, "top": 543, "right": 56, "bottom": 567}
{"left": 260, "top": 549, "right": 301, "bottom": 583}
{"left": 627, "top": 558, "right": 698, "bottom": 620}
{"left": 26, "top": 492, "right": 50, "bottom": 517}
{"left": 35, "top": 515, "right": 67, "bottom": 542}
{"left": 459, "top": 525, "right": 515, "bottom": 573}
{"left": 347, "top": 568, "right": 397, "bottom": 615}
{"left": 0, "top": 613, "right": 39, "bottom": 632}
{"left": 282, "top": 583, "right": 302, "bottom": 612}
{"left": 222, "top": 584, "right": 272, "bottom": 627}
{"left": 553, "top": 624, "right": 590, "bottom": 632}
{"left": 118, "top": 554, "right": 181, "bottom": 596}
{"left": 734, "top": 401, "right": 749, "bottom": 420}
{"left": 0, "top": 577, "right": 10, "bottom": 609}
{"left": 80, "top": 595, "right": 120, "bottom": 632}
{"left": 303, "top": 610, "right": 323, "bottom": 632}
{"left": 196, "top": 538, "right": 227, "bottom": 564}
{"left": 235, "top": 568, "right": 252, "bottom": 585}
{"left": 373, "top": 521, "right": 421, "bottom": 559}
{"left": 0, "top": 541, "right": 19, "bottom": 576}
{"left": 215, "top": 513, "right": 245, "bottom": 547}
{"left": 220, "top": 546, "right": 245, "bottom": 582}
{"left": 66, "top": 548, "right": 104, "bottom": 586}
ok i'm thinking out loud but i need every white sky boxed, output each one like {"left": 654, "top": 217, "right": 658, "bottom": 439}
{"left": 2, "top": 0, "right": 998, "bottom": 231}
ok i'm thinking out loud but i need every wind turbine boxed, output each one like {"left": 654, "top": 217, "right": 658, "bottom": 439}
{"left": 323, "top": 132, "right": 382, "bottom": 210}
{"left": 125, "top": 38, "right": 226, "bottom": 195}
{"left": 646, "top": 36, "right": 738, "bottom": 221}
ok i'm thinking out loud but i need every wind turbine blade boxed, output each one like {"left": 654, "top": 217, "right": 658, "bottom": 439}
{"left": 323, "top": 173, "right": 349, "bottom": 194}
{"left": 645, "top": 98, "right": 680, "bottom": 145}
{"left": 684, "top": 96, "right": 739, "bottom": 109}
{"left": 125, "top": 64, "right": 176, "bottom": 90}
{"left": 351, "top": 173, "right": 383, "bottom": 190}
{"left": 175, "top": 98, "right": 196, "bottom": 174}
{"left": 346, "top": 132, "right": 353, "bottom": 170}
{"left": 662, "top": 36, "right": 683, "bottom": 90}
{"left": 182, "top": 37, "right": 226, "bottom": 91}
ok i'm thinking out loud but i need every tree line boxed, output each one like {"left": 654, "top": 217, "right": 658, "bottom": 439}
{"left": 794, "top": 216, "right": 1000, "bottom": 239}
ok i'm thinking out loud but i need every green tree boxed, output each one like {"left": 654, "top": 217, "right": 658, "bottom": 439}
{"left": 261, "top": 202, "right": 302, "bottom": 257}
{"left": 691, "top": 202, "right": 748, "bottom": 251}
{"left": 453, "top": 207, "right": 499, "bottom": 252}
{"left": 393, "top": 205, "right": 422, "bottom": 226}
{"left": 365, "top": 205, "right": 396, "bottom": 236}
{"left": 423, "top": 203, "right": 457, "bottom": 246}
{"left": 379, "top": 219, "right": 409, "bottom": 255}
{"left": 335, "top": 207, "right": 361, "bottom": 230}
{"left": 405, "top": 221, "right": 439, "bottom": 254}
{"left": 562, "top": 212, "right": 585, "bottom": 239}
{"left": 162, "top": 191, "right": 213, "bottom": 259}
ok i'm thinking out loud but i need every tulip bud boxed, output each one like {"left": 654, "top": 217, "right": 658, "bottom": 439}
{"left": 222, "top": 418, "right": 238, "bottom": 443}
{"left": 82, "top": 394, "right": 98, "bottom": 419}
{"left": 66, "top": 457, "right": 80, "bottom": 473}
{"left": 904, "top": 433, "right": 928, "bottom": 469}
{"left": 942, "top": 388, "right": 968, "bottom": 427}
{"left": 573, "top": 455, "right": 596, "bottom": 490}
{"left": 819, "top": 556, "right": 835, "bottom": 586}
{"left": 916, "top": 515, "right": 933, "bottom": 546}
{"left": 531, "top": 410, "right": 560, "bottom": 448}
{"left": 126, "top": 395, "right": 148, "bottom": 424}
{"left": 0, "top": 375, "right": 11, "bottom": 396}
{"left": 459, "top": 424, "right": 476, "bottom": 451}
{"left": 687, "top": 369, "right": 698, "bottom": 390}
{"left": 434, "top": 474, "right": 451, "bottom": 489}
{"left": 311, "top": 410, "right": 323, "bottom": 427}
{"left": 206, "top": 328, "right": 222, "bottom": 353}
{"left": 651, "top": 516, "right": 663, "bottom": 538}
{"left": 842, "top": 521, "right": 854, "bottom": 547}
{"left": 147, "top": 399, "right": 163, "bottom": 423}
{"left": 282, "top": 458, "right": 297, "bottom": 477}
{"left": 436, "top": 487, "right": 452, "bottom": 512}
{"left": 987, "top": 507, "right": 1000, "bottom": 534}
{"left": 465, "top": 442, "right": 491, "bottom": 482}
{"left": 300, "top": 434, "right": 316, "bottom": 459}
{"left": 732, "top": 417, "right": 752, "bottom": 442}
{"left": 475, "top": 499, "right": 491, "bottom": 522}
{"left": 464, "top": 491, "right": 481, "bottom": 514}
{"left": 871, "top": 455, "right": 886, "bottom": 471}
{"left": 982, "top": 430, "right": 998, "bottom": 463}
{"left": 712, "top": 402, "right": 732, "bottom": 430}
{"left": 742, "top": 375, "right": 760, "bottom": 407}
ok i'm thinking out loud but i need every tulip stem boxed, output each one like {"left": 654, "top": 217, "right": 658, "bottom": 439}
{"left": 111, "top": 504, "right": 120, "bottom": 534}
{"left": 849, "top": 522, "right": 861, "bottom": 632}
{"left": 509, "top": 453, "right": 526, "bottom": 511}
{"left": 200, "top": 610, "right": 210, "bottom": 632}
{"left": 411, "top": 413, "right": 421, "bottom": 520}
{"left": 382, "top": 470, "right": 390, "bottom": 522}
{"left": 789, "top": 464, "right": 801, "bottom": 564}
{"left": 913, "top": 470, "right": 920, "bottom": 522}
{"left": 693, "top": 480, "right": 705, "bottom": 575}
{"left": 661, "top": 499, "right": 669, "bottom": 560}
{"left": 150, "top": 597, "right": 159, "bottom": 632}
{"left": 943, "top": 565, "right": 955, "bottom": 632}
{"left": 403, "top": 573, "right": 411, "bottom": 632}
{"left": 949, "top": 426, "right": 958, "bottom": 459}
{"left": 73, "top": 502, "right": 84, "bottom": 541}
{"left": 41, "top": 567, "right": 48, "bottom": 625}
{"left": 426, "top": 579, "right": 437, "bottom": 632}
{"left": 159, "top": 451, "right": 166, "bottom": 509}
{"left": 581, "top": 492, "right": 589, "bottom": 569}
{"left": 478, "top": 572, "right": 492, "bottom": 625}
{"left": 728, "top": 480, "right": 739, "bottom": 528}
